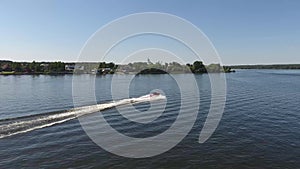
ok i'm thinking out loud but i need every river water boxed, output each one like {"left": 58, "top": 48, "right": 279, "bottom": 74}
{"left": 0, "top": 70, "right": 299, "bottom": 168}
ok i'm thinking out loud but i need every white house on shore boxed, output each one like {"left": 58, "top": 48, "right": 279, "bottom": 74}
{"left": 65, "top": 65, "right": 75, "bottom": 71}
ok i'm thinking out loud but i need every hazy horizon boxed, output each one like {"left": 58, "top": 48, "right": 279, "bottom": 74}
{"left": 2, "top": 59, "right": 300, "bottom": 66}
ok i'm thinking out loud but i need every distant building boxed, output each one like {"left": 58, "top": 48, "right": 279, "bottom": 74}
{"left": 66, "top": 64, "right": 85, "bottom": 73}
{"left": 91, "top": 68, "right": 99, "bottom": 74}
{"left": 40, "top": 63, "right": 49, "bottom": 67}
{"left": 101, "top": 68, "right": 111, "bottom": 73}
{"left": 65, "top": 64, "right": 75, "bottom": 71}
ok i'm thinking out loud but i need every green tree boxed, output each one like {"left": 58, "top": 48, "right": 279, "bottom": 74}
{"left": 192, "top": 61, "right": 206, "bottom": 73}
{"left": 12, "top": 62, "right": 23, "bottom": 72}
{"left": 107, "top": 62, "right": 115, "bottom": 69}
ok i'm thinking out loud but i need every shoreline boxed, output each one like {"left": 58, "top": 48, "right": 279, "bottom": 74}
{"left": 0, "top": 71, "right": 74, "bottom": 75}
{"left": 0, "top": 70, "right": 236, "bottom": 76}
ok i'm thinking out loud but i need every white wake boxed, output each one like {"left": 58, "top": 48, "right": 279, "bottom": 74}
{"left": 0, "top": 94, "right": 166, "bottom": 139}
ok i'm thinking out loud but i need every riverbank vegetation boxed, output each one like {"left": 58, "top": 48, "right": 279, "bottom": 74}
{"left": 0, "top": 60, "right": 234, "bottom": 75}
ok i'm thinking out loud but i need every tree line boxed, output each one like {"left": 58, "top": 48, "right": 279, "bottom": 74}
{"left": 0, "top": 60, "right": 234, "bottom": 75}
{"left": 117, "top": 60, "right": 234, "bottom": 74}
{"left": 0, "top": 61, "right": 67, "bottom": 74}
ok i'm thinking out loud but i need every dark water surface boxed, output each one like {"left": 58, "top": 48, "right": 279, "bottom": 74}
{"left": 0, "top": 70, "right": 299, "bottom": 168}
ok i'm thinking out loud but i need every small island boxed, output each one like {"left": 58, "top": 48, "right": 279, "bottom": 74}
{"left": 0, "top": 60, "right": 234, "bottom": 75}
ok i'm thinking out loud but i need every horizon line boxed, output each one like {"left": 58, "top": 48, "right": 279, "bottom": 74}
{"left": 1, "top": 59, "right": 300, "bottom": 66}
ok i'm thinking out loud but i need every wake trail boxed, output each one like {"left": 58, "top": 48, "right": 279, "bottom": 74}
{"left": 0, "top": 94, "right": 166, "bottom": 139}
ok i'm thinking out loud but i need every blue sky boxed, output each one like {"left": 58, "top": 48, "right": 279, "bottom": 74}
{"left": 0, "top": 0, "right": 300, "bottom": 65}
